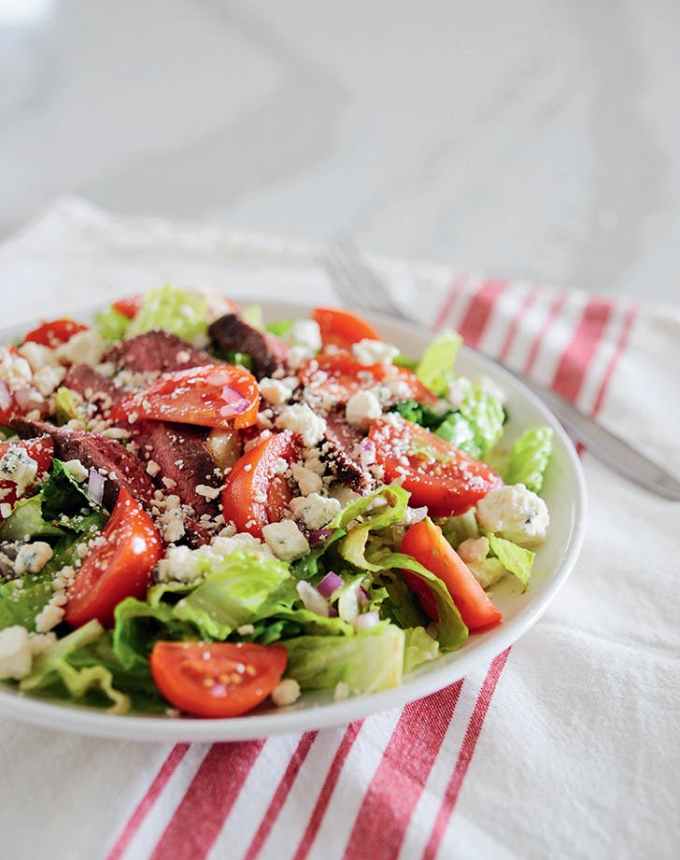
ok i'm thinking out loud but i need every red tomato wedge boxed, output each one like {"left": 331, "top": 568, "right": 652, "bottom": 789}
{"left": 119, "top": 364, "right": 260, "bottom": 430}
{"left": 23, "top": 318, "right": 88, "bottom": 348}
{"left": 299, "top": 351, "right": 437, "bottom": 407}
{"left": 112, "top": 295, "right": 143, "bottom": 319}
{"left": 401, "top": 518, "right": 502, "bottom": 631}
{"left": 0, "top": 436, "right": 54, "bottom": 506}
{"left": 150, "top": 641, "right": 288, "bottom": 718}
{"left": 369, "top": 415, "right": 501, "bottom": 517}
{"left": 313, "top": 307, "right": 380, "bottom": 349}
{"left": 65, "top": 488, "right": 163, "bottom": 628}
{"left": 221, "top": 431, "right": 300, "bottom": 538}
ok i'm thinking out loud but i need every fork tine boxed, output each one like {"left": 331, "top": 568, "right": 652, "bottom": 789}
{"left": 322, "top": 242, "right": 406, "bottom": 320}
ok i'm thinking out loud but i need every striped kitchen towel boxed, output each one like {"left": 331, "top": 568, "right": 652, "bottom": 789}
{"left": 0, "top": 199, "right": 678, "bottom": 860}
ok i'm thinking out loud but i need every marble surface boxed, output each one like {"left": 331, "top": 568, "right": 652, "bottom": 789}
{"left": 1, "top": 0, "right": 679, "bottom": 303}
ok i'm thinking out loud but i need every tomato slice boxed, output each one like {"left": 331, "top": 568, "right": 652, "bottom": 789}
{"left": 23, "top": 318, "right": 88, "bottom": 348}
{"left": 369, "top": 416, "right": 501, "bottom": 516}
{"left": 65, "top": 487, "right": 163, "bottom": 628}
{"left": 0, "top": 436, "right": 54, "bottom": 506}
{"left": 313, "top": 307, "right": 380, "bottom": 349}
{"left": 112, "top": 295, "right": 143, "bottom": 319}
{"left": 401, "top": 518, "right": 502, "bottom": 631}
{"left": 221, "top": 431, "right": 300, "bottom": 537}
{"left": 299, "top": 352, "right": 437, "bottom": 407}
{"left": 150, "top": 641, "right": 288, "bottom": 718}
{"left": 119, "top": 364, "right": 260, "bottom": 430}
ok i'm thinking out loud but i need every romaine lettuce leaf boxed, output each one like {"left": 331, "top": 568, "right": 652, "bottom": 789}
{"left": 383, "top": 578, "right": 427, "bottom": 629}
{"left": 0, "top": 496, "right": 65, "bottom": 542}
{"left": 95, "top": 307, "right": 131, "bottom": 342}
{"left": 377, "top": 553, "right": 468, "bottom": 650}
{"left": 265, "top": 319, "right": 294, "bottom": 338}
{"left": 487, "top": 534, "right": 534, "bottom": 588}
{"left": 53, "top": 387, "right": 85, "bottom": 425}
{"left": 403, "top": 626, "right": 440, "bottom": 673}
{"left": 416, "top": 331, "right": 462, "bottom": 396}
{"left": 126, "top": 285, "right": 209, "bottom": 344}
{"left": 437, "top": 385, "right": 505, "bottom": 459}
{"left": 439, "top": 510, "right": 479, "bottom": 548}
{"left": 504, "top": 426, "right": 553, "bottom": 493}
{"left": 0, "top": 575, "right": 54, "bottom": 631}
{"left": 283, "top": 622, "right": 405, "bottom": 694}
{"left": 113, "top": 597, "right": 193, "bottom": 672}
{"left": 42, "top": 459, "right": 104, "bottom": 520}
{"left": 19, "top": 620, "right": 129, "bottom": 714}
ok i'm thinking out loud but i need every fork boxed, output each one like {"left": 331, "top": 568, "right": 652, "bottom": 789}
{"left": 320, "top": 241, "right": 680, "bottom": 501}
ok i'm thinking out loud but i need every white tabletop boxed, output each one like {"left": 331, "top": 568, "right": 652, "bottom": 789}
{"left": 1, "top": 0, "right": 679, "bottom": 304}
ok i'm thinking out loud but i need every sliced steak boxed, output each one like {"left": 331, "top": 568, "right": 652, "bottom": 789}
{"left": 208, "top": 314, "right": 288, "bottom": 378}
{"left": 133, "top": 421, "right": 221, "bottom": 517}
{"left": 321, "top": 412, "right": 372, "bottom": 492}
{"left": 10, "top": 419, "right": 155, "bottom": 509}
{"left": 105, "top": 331, "right": 213, "bottom": 374}
{"left": 63, "top": 364, "right": 125, "bottom": 411}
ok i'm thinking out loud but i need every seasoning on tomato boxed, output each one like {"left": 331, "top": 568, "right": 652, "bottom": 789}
{"left": 369, "top": 415, "right": 501, "bottom": 517}
{"left": 299, "top": 351, "right": 437, "bottom": 407}
{"left": 401, "top": 518, "right": 502, "bottom": 631}
{"left": 119, "top": 364, "right": 260, "bottom": 430}
{"left": 23, "top": 318, "right": 89, "bottom": 348}
{"left": 313, "top": 307, "right": 380, "bottom": 349}
{"left": 150, "top": 641, "right": 288, "bottom": 718}
{"left": 65, "top": 487, "right": 163, "bottom": 628}
{"left": 221, "top": 431, "right": 300, "bottom": 538}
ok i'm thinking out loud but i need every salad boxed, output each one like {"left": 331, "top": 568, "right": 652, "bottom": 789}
{"left": 0, "top": 287, "right": 553, "bottom": 718}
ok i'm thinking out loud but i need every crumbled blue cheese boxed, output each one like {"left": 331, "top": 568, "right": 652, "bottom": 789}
{"left": 0, "top": 626, "right": 33, "bottom": 680}
{"left": 33, "top": 364, "right": 66, "bottom": 397}
{"left": 291, "top": 463, "right": 323, "bottom": 496}
{"left": 0, "top": 445, "right": 38, "bottom": 498}
{"left": 345, "top": 390, "right": 382, "bottom": 428}
{"left": 55, "top": 330, "right": 106, "bottom": 366}
{"left": 276, "top": 404, "right": 326, "bottom": 446}
{"left": 14, "top": 542, "right": 54, "bottom": 575}
{"left": 17, "top": 341, "right": 58, "bottom": 372}
{"left": 63, "top": 459, "right": 89, "bottom": 482}
{"left": 0, "top": 347, "right": 32, "bottom": 388}
{"left": 262, "top": 520, "right": 310, "bottom": 561}
{"left": 290, "top": 493, "right": 341, "bottom": 529}
{"left": 352, "top": 339, "right": 399, "bottom": 366}
{"left": 259, "top": 377, "right": 295, "bottom": 405}
{"left": 476, "top": 484, "right": 549, "bottom": 547}
{"left": 157, "top": 531, "right": 274, "bottom": 582}
{"left": 289, "top": 320, "right": 322, "bottom": 354}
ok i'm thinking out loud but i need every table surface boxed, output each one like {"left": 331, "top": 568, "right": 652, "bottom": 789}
{"left": 1, "top": 0, "right": 679, "bottom": 303}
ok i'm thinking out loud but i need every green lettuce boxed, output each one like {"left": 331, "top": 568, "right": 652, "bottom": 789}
{"left": 440, "top": 510, "right": 480, "bottom": 548}
{"left": 266, "top": 319, "right": 294, "bottom": 338}
{"left": 416, "top": 331, "right": 462, "bottom": 396}
{"left": 19, "top": 621, "right": 129, "bottom": 714}
{"left": 42, "top": 459, "right": 105, "bottom": 520}
{"left": 0, "top": 496, "right": 65, "bottom": 542}
{"left": 377, "top": 551, "right": 468, "bottom": 650}
{"left": 283, "top": 622, "right": 405, "bottom": 694}
{"left": 437, "top": 385, "right": 505, "bottom": 459}
{"left": 95, "top": 307, "right": 131, "bottom": 342}
{"left": 338, "top": 485, "right": 410, "bottom": 572}
{"left": 504, "top": 426, "right": 553, "bottom": 493}
{"left": 126, "top": 285, "right": 209, "bottom": 344}
{"left": 113, "top": 597, "right": 194, "bottom": 673}
{"left": 383, "top": 578, "right": 427, "bottom": 629}
{"left": 403, "top": 627, "right": 440, "bottom": 673}
{"left": 0, "top": 575, "right": 54, "bottom": 631}
{"left": 487, "top": 534, "right": 534, "bottom": 589}
{"left": 467, "top": 558, "right": 506, "bottom": 589}
{"left": 53, "top": 387, "right": 85, "bottom": 425}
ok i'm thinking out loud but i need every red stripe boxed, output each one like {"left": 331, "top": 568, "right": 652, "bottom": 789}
{"left": 243, "top": 732, "right": 318, "bottom": 860}
{"left": 107, "top": 744, "right": 190, "bottom": 860}
{"left": 433, "top": 276, "right": 467, "bottom": 330}
{"left": 150, "top": 741, "right": 264, "bottom": 860}
{"left": 422, "top": 650, "right": 510, "bottom": 860}
{"left": 343, "top": 682, "right": 463, "bottom": 860}
{"left": 522, "top": 293, "right": 567, "bottom": 375}
{"left": 291, "top": 722, "right": 363, "bottom": 860}
{"left": 552, "top": 298, "right": 613, "bottom": 402}
{"left": 591, "top": 305, "right": 637, "bottom": 417}
{"left": 498, "top": 287, "right": 538, "bottom": 362}
{"left": 456, "top": 280, "right": 508, "bottom": 348}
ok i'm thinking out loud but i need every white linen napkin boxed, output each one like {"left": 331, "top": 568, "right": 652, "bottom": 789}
{"left": 0, "top": 198, "right": 678, "bottom": 860}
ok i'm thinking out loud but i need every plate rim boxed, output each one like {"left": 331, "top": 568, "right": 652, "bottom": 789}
{"left": 0, "top": 300, "right": 587, "bottom": 741}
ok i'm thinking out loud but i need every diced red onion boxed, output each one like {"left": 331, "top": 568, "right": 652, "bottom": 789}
{"left": 318, "top": 571, "right": 343, "bottom": 598}
{"left": 405, "top": 505, "right": 428, "bottom": 525}
{"left": 87, "top": 468, "right": 106, "bottom": 506}
{"left": 353, "top": 611, "right": 379, "bottom": 631}
{"left": 307, "top": 527, "right": 332, "bottom": 547}
{"left": 296, "top": 581, "right": 329, "bottom": 617}
{"left": 359, "top": 438, "right": 376, "bottom": 467}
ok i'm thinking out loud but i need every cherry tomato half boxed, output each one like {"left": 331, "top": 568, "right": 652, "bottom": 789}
{"left": 112, "top": 295, "right": 143, "bottom": 319}
{"left": 119, "top": 364, "right": 260, "bottom": 430}
{"left": 150, "top": 641, "right": 288, "bottom": 718}
{"left": 65, "top": 487, "right": 163, "bottom": 628}
{"left": 313, "top": 307, "right": 380, "bottom": 349}
{"left": 401, "top": 518, "right": 502, "bottom": 631}
{"left": 369, "top": 415, "right": 501, "bottom": 517}
{"left": 23, "top": 319, "right": 88, "bottom": 348}
{"left": 221, "top": 431, "right": 300, "bottom": 537}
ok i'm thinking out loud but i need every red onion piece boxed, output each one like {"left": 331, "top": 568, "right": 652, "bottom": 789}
{"left": 307, "top": 527, "right": 332, "bottom": 547}
{"left": 87, "top": 468, "right": 106, "bottom": 506}
{"left": 318, "top": 571, "right": 343, "bottom": 598}
{"left": 359, "top": 438, "right": 376, "bottom": 467}
{"left": 354, "top": 611, "right": 380, "bottom": 631}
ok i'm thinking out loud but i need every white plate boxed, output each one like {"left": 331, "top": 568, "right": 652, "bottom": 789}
{"left": 0, "top": 301, "right": 586, "bottom": 742}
